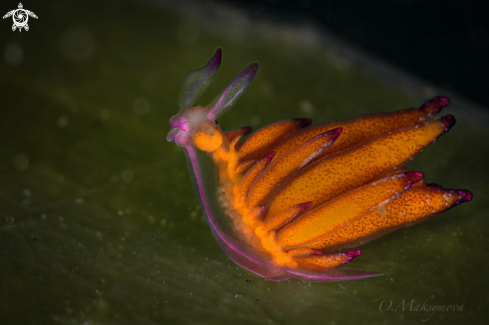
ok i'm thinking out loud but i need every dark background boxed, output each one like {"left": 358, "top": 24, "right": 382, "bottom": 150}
{"left": 219, "top": 0, "right": 489, "bottom": 108}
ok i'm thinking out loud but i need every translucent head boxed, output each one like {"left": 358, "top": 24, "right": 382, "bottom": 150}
{"left": 167, "top": 48, "right": 258, "bottom": 150}
{"left": 168, "top": 106, "right": 223, "bottom": 151}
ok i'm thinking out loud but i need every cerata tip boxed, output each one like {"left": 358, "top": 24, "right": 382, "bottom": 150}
{"left": 443, "top": 115, "right": 456, "bottom": 130}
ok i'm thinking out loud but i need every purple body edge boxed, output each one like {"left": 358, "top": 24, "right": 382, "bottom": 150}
{"left": 184, "top": 146, "right": 262, "bottom": 267}
{"left": 184, "top": 145, "right": 379, "bottom": 282}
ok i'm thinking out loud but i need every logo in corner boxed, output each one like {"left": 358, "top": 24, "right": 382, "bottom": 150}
{"left": 3, "top": 3, "right": 38, "bottom": 32}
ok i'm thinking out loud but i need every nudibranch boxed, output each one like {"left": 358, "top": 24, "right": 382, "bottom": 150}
{"left": 167, "top": 48, "right": 472, "bottom": 282}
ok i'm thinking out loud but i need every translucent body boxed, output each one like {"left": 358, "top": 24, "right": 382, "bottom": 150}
{"left": 167, "top": 49, "right": 472, "bottom": 282}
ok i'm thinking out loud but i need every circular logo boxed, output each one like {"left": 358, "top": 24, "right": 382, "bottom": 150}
{"left": 13, "top": 9, "right": 28, "bottom": 28}
{"left": 3, "top": 3, "right": 38, "bottom": 32}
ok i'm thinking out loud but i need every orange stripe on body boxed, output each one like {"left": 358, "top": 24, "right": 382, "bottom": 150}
{"left": 246, "top": 128, "right": 342, "bottom": 208}
{"left": 277, "top": 171, "right": 423, "bottom": 248}
{"left": 313, "top": 183, "right": 472, "bottom": 252}
{"left": 266, "top": 97, "right": 448, "bottom": 160}
{"left": 267, "top": 116, "right": 455, "bottom": 217}
{"left": 238, "top": 119, "right": 311, "bottom": 159}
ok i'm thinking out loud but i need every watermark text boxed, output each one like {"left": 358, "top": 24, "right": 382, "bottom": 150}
{"left": 379, "top": 295, "right": 464, "bottom": 321}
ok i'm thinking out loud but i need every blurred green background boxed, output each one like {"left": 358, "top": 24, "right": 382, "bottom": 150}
{"left": 0, "top": 0, "right": 487, "bottom": 324}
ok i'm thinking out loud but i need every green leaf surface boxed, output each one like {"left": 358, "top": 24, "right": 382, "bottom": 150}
{"left": 1, "top": 0, "right": 487, "bottom": 324}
